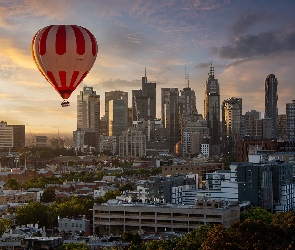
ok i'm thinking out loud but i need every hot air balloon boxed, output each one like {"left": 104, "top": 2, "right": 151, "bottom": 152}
{"left": 31, "top": 25, "right": 98, "bottom": 107}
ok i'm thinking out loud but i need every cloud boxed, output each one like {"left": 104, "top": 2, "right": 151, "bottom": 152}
{"left": 212, "top": 28, "right": 295, "bottom": 59}
{"left": 0, "top": 1, "right": 73, "bottom": 29}
{"left": 96, "top": 79, "right": 141, "bottom": 91}
{"left": 0, "top": 37, "right": 35, "bottom": 68}
{"left": 229, "top": 12, "right": 264, "bottom": 36}
{"left": 194, "top": 62, "right": 212, "bottom": 69}
{"left": 194, "top": 0, "right": 230, "bottom": 11}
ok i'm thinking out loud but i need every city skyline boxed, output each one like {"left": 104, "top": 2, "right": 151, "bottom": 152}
{"left": 0, "top": 1, "right": 294, "bottom": 133}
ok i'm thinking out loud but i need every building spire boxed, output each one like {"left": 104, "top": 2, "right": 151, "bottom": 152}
{"left": 185, "top": 66, "right": 189, "bottom": 88}
{"left": 209, "top": 62, "right": 214, "bottom": 79}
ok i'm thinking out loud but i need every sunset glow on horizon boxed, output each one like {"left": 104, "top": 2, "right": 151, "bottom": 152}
{"left": 0, "top": 0, "right": 294, "bottom": 134}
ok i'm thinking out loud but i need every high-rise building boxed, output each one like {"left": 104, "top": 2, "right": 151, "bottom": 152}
{"left": 76, "top": 86, "right": 100, "bottom": 151}
{"left": 105, "top": 91, "right": 128, "bottom": 134}
{"left": 222, "top": 97, "right": 242, "bottom": 154}
{"left": 179, "top": 83, "right": 197, "bottom": 115}
{"left": 161, "top": 88, "right": 180, "bottom": 153}
{"left": 286, "top": 100, "right": 295, "bottom": 142}
{"left": 132, "top": 69, "right": 156, "bottom": 122}
{"left": 0, "top": 121, "right": 25, "bottom": 148}
{"left": 108, "top": 99, "right": 128, "bottom": 137}
{"left": 99, "top": 135, "right": 117, "bottom": 155}
{"left": 119, "top": 127, "right": 146, "bottom": 158}
{"left": 181, "top": 113, "right": 207, "bottom": 156}
{"left": 204, "top": 63, "right": 220, "bottom": 145}
{"left": 278, "top": 114, "right": 287, "bottom": 141}
{"left": 35, "top": 136, "right": 47, "bottom": 147}
{"left": 73, "top": 128, "right": 97, "bottom": 153}
{"left": 99, "top": 115, "right": 107, "bottom": 136}
{"left": 161, "top": 88, "right": 178, "bottom": 123}
{"left": 265, "top": 74, "right": 278, "bottom": 137}
{"left": 244, "top": 110, "right": 261, "bottom": 137}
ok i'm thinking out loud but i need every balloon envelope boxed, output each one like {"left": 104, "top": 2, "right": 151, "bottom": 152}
{"left": 31, "top": 25, "right": 98, "bottom": 99}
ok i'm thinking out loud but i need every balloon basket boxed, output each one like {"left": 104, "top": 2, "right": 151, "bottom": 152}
{"left": 61, "top": 100, "right": 70, "bottom": 107}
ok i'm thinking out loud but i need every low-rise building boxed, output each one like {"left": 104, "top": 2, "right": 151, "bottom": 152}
{"left": 58, "top": 216, "right": 91, "bottom": 234}
{"left": 162, "top": 163, "right": 223, "bottom": 186}
{"left": 0, "top": 190, "right": 37, "bottom": 205}
{"left": 93, "top": 200, "right": 240, "bottom": 235}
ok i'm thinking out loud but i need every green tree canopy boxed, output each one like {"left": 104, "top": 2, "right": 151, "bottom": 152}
{"left": 5, "top": 178, "right": 20, "bottom": 190}
{"left": 15, "top": 202, "right": 48, "bottom": 228}
{"left": 103, "top": 190, "right": 121, "bottom": 202}
{"left": 0, "top": 218, "right": 12, "bottom": 236}
{"left": 56, "top": 242, "right": 90, "bottom": 250}
{"left": 119, "top": 183, "right": 134, "bottom": 192}
{"left": 40, "top": 186, "right": 56, "bottom": 203}
{"left": 174, "top": 224, "right": 214, "bottom": 250}
{"left": 240, "top": 207, "right": 273, "bottom": 223}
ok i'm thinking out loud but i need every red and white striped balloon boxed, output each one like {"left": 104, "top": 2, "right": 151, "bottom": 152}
{"left": 31, "top": 25, "right": 98, "bottom": 100}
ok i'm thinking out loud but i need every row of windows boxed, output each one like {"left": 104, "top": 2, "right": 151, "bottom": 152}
{"left": 59, "top": 223, "right": 83, "bottom": 228}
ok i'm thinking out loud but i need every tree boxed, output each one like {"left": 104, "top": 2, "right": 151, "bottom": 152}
{"left": 174, "top": 224, "right": 214, "bottom": 250}
{"left": 93, "top": 197, "right": 105, "bottom": 205}
{"left": 56, "top": 243, "right": 90, "bottom": 250}
{"left": 272, "top": 211, "right": 295, "bottom": 247}
{"left": 119, "top": 183, "right": 134, "bottom": 192}
{"left": 40, "top": 186, "right": 56, "bottom": 203}
{"left": 0, "top": 218, "right": 12, "bottom": 235}
{"left": 15, "top": 202, "right": 48, "bottom": 228}
{"left": 131, "top": 233, "right": 142, "bottom": 247}
{"left": 103, "top": 190, "right": 121, "bottom": 202}
{"left": 5, "top": 178, "right": 20, "bottom": 190}
{"left": 121, "top": 231, "right": 134, "bottom": 243}
{"left": 220, "top": 155, "right": 237, "bottom": 169}
{"left": 145, "top": 239, "right": 175, "bottom": 250}
{"left": 202, "top": 220, "right": 288, "bottom": 250}
{"left": 240, "top": 207, "right": 273, "bottom": 223}
{"left": 201, "top": 225, "right": 235, "bottom": 250}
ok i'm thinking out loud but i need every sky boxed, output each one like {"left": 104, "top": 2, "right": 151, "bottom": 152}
{"left": 0, "top": 0, "right": 294, "bottom": 134}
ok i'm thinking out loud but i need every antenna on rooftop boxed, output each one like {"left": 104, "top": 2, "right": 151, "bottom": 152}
{"left": 185, "top": 66, "right": 189, "bottom": 88}
{"left": 209, "top": 62, "right": 214, "bottom": 78}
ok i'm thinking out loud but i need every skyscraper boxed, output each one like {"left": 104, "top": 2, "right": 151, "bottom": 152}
{"left": 179, "top": 86, "right": 197, "bottom": 115}
{"left": 286, "top": 100, "right": 295, "bottom": 142}
{"left": 265, "top": 74, "right": 278, "bottom": 138}
{"left": 108, "top": 99, "right": 128, "bottom": 137}
{"left": 105, "top": 90, "right": 128, "bottom": 134}
{"left": 132, "top": 69, "right": 156, "bottom": 122}
{"left": 204, "top": 63, "right": 220, "bottom": 145}
{"left": 244, "top": 110, "right": 261, "bottom": 137}
{"left": 0, "top": 121, "right": 25, "bottom": 148}
{"left": 161, "top": 88, "right": 178, "bottom": 124}
{"left": 76, "top": 86, "right": 100, "bottom": 150}
{"left": 161, "top": 88, "right": 180, "bottom": 153}
{"left": 278, "top": 114, "right": 287, "bottom": 140}
{"left": 222, "top": 97, "right": 242, "bottom": 154}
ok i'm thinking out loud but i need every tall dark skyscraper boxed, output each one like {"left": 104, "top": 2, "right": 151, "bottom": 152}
{"left": 204, "top": 63, "right": 220, "bottom": 145}
{"left": 132, "top": 69, "right": 156, "bottom": 121}
{"left": 286, "top": 100, "right": 295, "bottom": 142}
{"left": 265, "top": 74, "right": 278, "bottom": 138}
{"left": 179, "top": 82, "right": 197, "bottom": 115}
{"left": 161, "top": 88, "right": 179, "bottom": 153}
